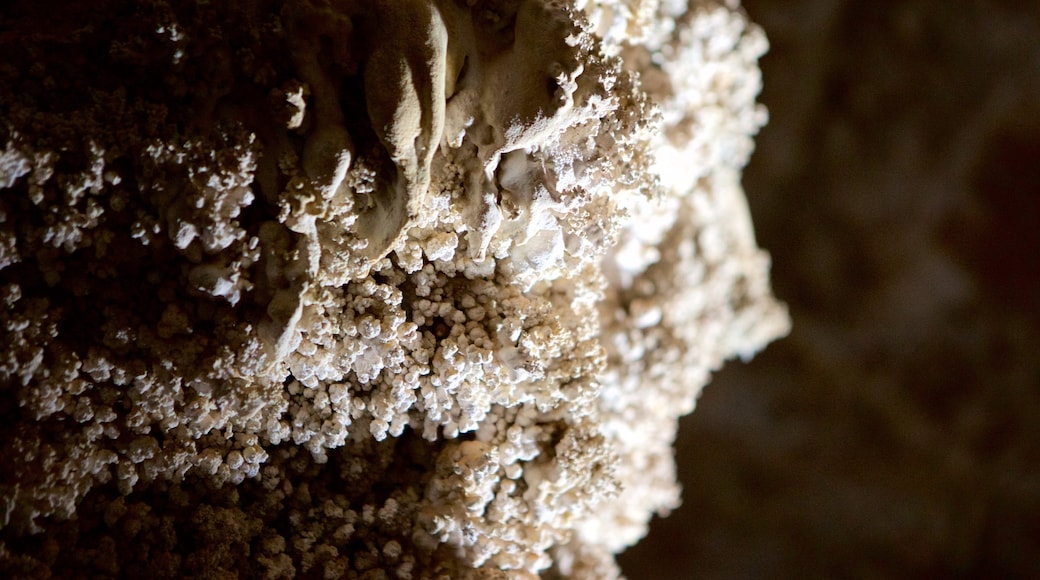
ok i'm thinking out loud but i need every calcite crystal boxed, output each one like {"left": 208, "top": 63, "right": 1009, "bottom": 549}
{"left": 0, "top": 0, "right": 787, "bottom": 576}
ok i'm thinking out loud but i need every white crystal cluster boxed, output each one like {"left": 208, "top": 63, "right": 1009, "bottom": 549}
{"left": 0, "top": 0, "right": 787, "bottom": 576}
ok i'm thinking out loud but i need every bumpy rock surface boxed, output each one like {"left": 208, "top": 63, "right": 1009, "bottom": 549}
{"left": 0, "top": 0, "right": 785, "bottom": 577}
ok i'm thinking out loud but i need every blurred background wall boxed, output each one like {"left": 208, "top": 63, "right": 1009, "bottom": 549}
{"left": 621, "top": 1, "right": 1040, "bottom": 577}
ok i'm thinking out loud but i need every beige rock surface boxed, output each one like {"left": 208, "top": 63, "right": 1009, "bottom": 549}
{"left": 0, "top": 1, "right": 784, "bottom": 576}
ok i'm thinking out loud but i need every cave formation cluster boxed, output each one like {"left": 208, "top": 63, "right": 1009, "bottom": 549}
{"left": 0, "top": 0, "right": 786, "bottom": 577}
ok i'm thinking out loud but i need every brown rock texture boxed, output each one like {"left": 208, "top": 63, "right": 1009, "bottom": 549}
{"left": 0, "top": 1, "right": 785, "bottom": 577}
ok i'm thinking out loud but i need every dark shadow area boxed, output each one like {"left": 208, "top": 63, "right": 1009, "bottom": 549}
{"left": 622, "top": 1, "right": 1040, "bottom": 577}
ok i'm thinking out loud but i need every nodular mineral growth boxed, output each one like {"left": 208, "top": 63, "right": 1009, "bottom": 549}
{"left": 0, "top": 0, "right": 788, "bottom": 577}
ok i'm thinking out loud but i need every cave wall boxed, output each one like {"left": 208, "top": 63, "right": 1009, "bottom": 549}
{"left": 622, "top": 1, "right": 1040, "bottom": 577}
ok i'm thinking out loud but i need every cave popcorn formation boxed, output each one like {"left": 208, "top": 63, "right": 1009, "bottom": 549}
{"left": 0, "top": 0, "right": 788, "bottom": 576}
